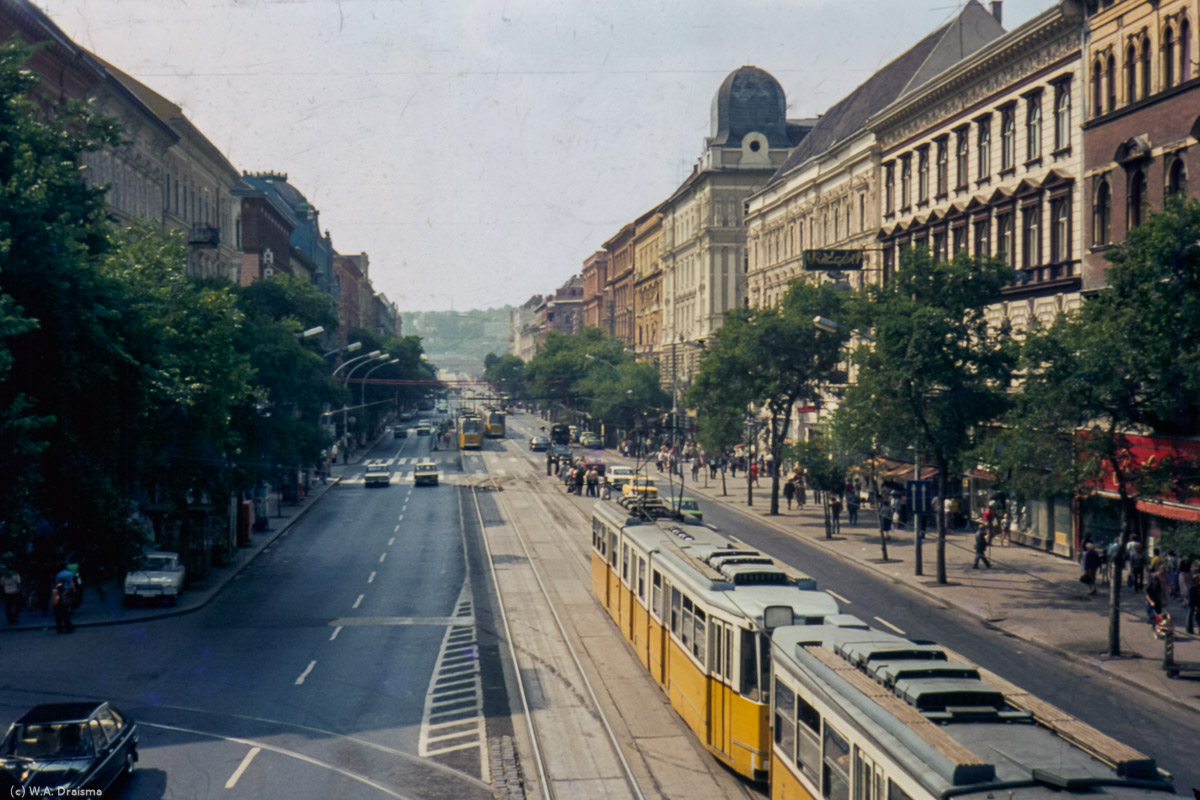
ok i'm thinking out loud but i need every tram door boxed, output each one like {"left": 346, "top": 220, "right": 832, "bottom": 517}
{"left": 708, "top": 619, "right": 734, "bottom": 759}
{"left": 853, "top": 747, "right": 883, "bottom": 800}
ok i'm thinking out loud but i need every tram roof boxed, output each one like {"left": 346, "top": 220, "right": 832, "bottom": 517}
{"left": 772, "top": 624, "right": 1168, "bottom": 799}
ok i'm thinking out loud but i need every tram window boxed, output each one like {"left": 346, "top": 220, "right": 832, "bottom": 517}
{"left": 887, "top": 780, "right": 914, "bottom": 800}
{"left": 725, "top": 628, "right": 732, "bottom": 681}
{"left": 608, "top": 532, "right": 618, "bottom": 567}
{"left": 854, "top": 748, "right": 881, "bottom": 800}
{"left": 671, "top": 588, "right": 681, "bottom": 634}
{"left": 693, "top": 608, "right": 706, "bottom": 661}
{"left": 760, "top": 636, "right": 772, "bottom": 701}
{"left": 622, "top": 544, "right": 630, "bottom": 582}
{"left": 739, "top": 629, "right": 760, "bottom": 701}
{"left": 637, "top": 557, "right": 646, "bottom": 599}
{"left": 711, "top": 621, "right": 723, "bottom": 676}
{"left": 681, "top": 596, "right": 693, "bottom": 648}
{"left": 774, "top": 679, "right": 796, "bottom": 761}
{"left": 651, "top": 571, "right": 662, "bottom": 619}
{"left": 823, "top": 725, "right": 851, "bottom": 800}
{"left": 796, "top": 694, "right": 822, "bottom": 783}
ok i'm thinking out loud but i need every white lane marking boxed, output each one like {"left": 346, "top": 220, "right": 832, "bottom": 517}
{"left": 329, "top": 626, "right": 342, "bottom": 641}
{"left": 294, "top": 660, "right": 317, "bottom": 685}
{"left": 827, "top": 590, "right": 852, "bottom": 605}
{"left": 397, "top": 514, "right": 404, "bottom": 521}
{"left": 224, "top": 746, "right": 261, "bottom": 789}
{"left": 368, "top": 571, "right": 376, "bottom": 584}
{"left": 353, "top": 594, "right": 365, "bottom": 609}
{"left": 394, "top": 525, "right": 400, "bottom": 532}
{"left": 388, "top": 537, "right": 395, "bottom": 546}
{"left": 874, "top": 616, "right": 906, "bottom": 635}
{"left": 379, "top": 552, "right": 387, "bottom": 564}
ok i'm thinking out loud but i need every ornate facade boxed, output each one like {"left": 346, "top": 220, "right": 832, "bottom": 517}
{"left": 1082, "top": 0, "right": 1200, "bottom": 290}
{"left": 581, "top": 251, "right": 609, "bottom": 330}
{"left": 873, "top": 0, "right": 1087, "bottom": 332}
{"left": 633, "top": 210, "right": 664, "bottom": 362}
{"left": 604, "top": 219, "right": 638, "bottom": 346}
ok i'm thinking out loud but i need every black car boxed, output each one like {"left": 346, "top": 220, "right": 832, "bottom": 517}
{"left": 0, "top": 702, "right": 138, "bottom": 793}
{"left": 530, "top": 435, "right": 550, "bottom": 451}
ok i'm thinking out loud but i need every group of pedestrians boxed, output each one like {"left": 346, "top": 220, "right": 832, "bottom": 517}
{"left": 560, "top": 459, "right": 608, "bottom": 498}
{"left": 2, "top": 562, "right": 80, "bottom": 632}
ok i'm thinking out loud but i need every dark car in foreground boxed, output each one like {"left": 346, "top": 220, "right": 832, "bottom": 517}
{"left": 0, "top": 702, "right": 138, "bottom": 793}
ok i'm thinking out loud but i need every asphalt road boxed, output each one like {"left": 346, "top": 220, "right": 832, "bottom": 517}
{"left": 0, "top": 418, "right": 511, "bottom": 799}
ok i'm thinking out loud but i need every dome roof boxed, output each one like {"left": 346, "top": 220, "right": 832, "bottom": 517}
{"left": 709, "top": 66, "right": 789, "bottom": 148}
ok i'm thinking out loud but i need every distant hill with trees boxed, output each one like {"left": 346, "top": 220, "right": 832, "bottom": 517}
{"left": 403, "top": 308, "right": 512, "bottom": 378}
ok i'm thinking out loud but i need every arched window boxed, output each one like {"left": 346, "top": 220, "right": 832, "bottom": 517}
{"left": 1127, "top": 168, "right": 1147, "bottom": 230}
{"left": 1142, "top": 38, "right": 1153, "bottom": 97}
{"left": 1164, "top": 26, "right": 1176, "bottom": 88}
{"left": 1092, "top": 58, "right": 1103, "bottom": 113}
{"left": 1107, "top": 54, "right": 1117, "bottom": 110}
{"left": 1094, "top": 179, "right": 1111, "bottom": 245}
{"left": 1001, "top": 108, "right": 1016, "bottom": 170}
{"left": 1054, "top": 85, "right": 1071, "bottom": 150}
{"left": 1126, "top": 44, "right": 1138, "bottom": 102}
{"left": 1182, "top": 19, "right": 1193, "bottom": 82}
{"left": 1167, "top": 158, "right": 1188, "bottom": 197}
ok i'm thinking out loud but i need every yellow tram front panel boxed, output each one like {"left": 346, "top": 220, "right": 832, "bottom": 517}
{"left": 771, "top": 752, "right": 818, "bottom": 800}
{"left": 726, "top": 690, "right": 770, "bottom": 780}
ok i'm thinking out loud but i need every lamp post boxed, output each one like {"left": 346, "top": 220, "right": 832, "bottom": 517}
{"left": 298, "top": 325, "right": 325, "bottom": 339}
{"left": 332, "top": 349, "right": 382, "bottom": 378}
{"left": 361, "top": 358, "right": 399, "bottom": 407}
{"left": 323, "top": 340, "right": 362, "bottom": 359}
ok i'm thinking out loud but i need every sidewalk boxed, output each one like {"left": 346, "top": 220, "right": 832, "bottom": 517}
{"left": 1, "top": 476, "right": 349, "bottom": 633}
{"left": 632, "top": 461, "right": 1200, "bottom": 711}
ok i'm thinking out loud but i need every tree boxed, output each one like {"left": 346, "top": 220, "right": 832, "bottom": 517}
{"left": 689, "top": 281, "right": 848, "bottom": 514}
{"left": 482, "top": 352, "right": 528, "bottom": 404}
{"left": 987, "top": 197, "right": 1200, "bottom": 655}
{"left": 834, "top": 248, "right": 1016, "bottom": 583}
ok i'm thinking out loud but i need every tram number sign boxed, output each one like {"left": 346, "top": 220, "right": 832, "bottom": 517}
{"left": 907, "top": 480, "right": 935, "bottom": 516}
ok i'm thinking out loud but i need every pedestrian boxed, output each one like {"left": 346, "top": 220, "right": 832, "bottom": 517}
{"left": 1127, "top": 539, "right": 1145, "bottom": 591}
{"left": 601, "top": 477, "right": 612, "bottom": 501}
{"left": 691, "top": 459, "right": 700, "bottom": 482}
{"left": 1185, "top": 562, "right": 1199, "bottom": 635}
{"left": 1167, "top": 550, "right": 1180, "bottom": 599}
{"left": 846, "top": 491, "right": 860, "bottom": 525}
{"left": 749, "top": 462, "right": 759, "bottom": 487}
{"left": 943, "top": 495, "right": 955, "bottom": 533}
{"left": 972, "top": 526, "right": 992, "bottom": 569}
{"left": 830, "top": 496, "right": 843, "bottom": 536}
{"left": 574, "top": 467, "right": 585, "bottom": 496}
{"left": 586, "top": 467, "right": 599, "bottom": 497}
{"left": 1145, "top": 570, "right": 1165, "bottom": 626}
{"left": 1080, "top": 543, "right": 1101, "bottom": 595}
{"left": 982, "top": 503, "right": 997, "bottom": 545}
{"left": 51, "top": 581, "right": 73, "bottom": 633}
{"left": 2, "top": 567, "right": 21, "bottom": 625}
{"left": 783, "top": 478, "right": 796, "bottom": 510}
{"left": 796, "top": 479, "right": 806, "bottom": 508}
{"left": 890, "top": 493, "right": 904, "bottom": 531}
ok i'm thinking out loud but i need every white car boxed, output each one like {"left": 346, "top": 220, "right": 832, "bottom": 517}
{"left": 607, "top": 466, "right": 636, "bottom": 491}
{"left": 124, "top": 551, "right": 185, "bottom": 606}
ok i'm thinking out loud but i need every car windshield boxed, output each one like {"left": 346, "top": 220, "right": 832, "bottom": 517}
{"left": 4, "top": 722, "right": 95, "bottom": 760}
{"left": 136, "top": 555, "right": 176, "bottom": 572}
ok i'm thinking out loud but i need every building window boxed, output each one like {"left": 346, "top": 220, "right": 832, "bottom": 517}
{"left": 1022, "top": 203, "right": 1041, "bottom": 268}
{"left": 859, "top": 193, "right": 866, "bottom": 232}
{"left": 1094, "top": 179, "right": 1112, "bottom": 245}
{"left": 885, "top": 164, "right": 895, "bottom": 214}
{"left": 952, "top": 225, "right": 967, "bottom": 255}
{"left": 1054, "top": 85, "right": 1071, "bottom": 151}
{"left": 936, "top": 138, "right": 948, "bottom": 196}
{"left": 1026, "top": 95, "right": 1042, "bottom": 162}
{"left": 917, "top": 148, "right": 929, "bottom": 202}
{"left": 1107, "top": 54, "right": 1117, "bottom": 111}
{"left": 973, "top": 218, "right": 990, "bottom": 257}
{"left": 1050, "top": 198, "right": 1070, "bottom": 263}
{"left": 900, "top": 157, "right": 912, "bottom": 209}
{"left": 1092, "top": 58, "right": 1103, "bottom": 114}
{"left": 1126, "top": 43, "right": 1138, "bottom": 102}
{"left": 1141, "top": 38, "right": 1152, "bottom": 98}
{"left": 956, "top": 130, "right": 969, "bottom": 189}
{"left": 1165, "top": 25, "right": 1176, "bottom": 88}
{"left": 977, "top": 118, "right": 991, "bottom": 179}
{"left": 997, "top": 212, "right": 1014, "bottom": 266}
{"left": 1167, "top": 158, "right": 1188, "bottom": 197}
{"left": 932, "top": 230, "right": 947, "bottom": 262}
{"left": 1000, "top": 107, "right": 1016, "bottom": 171}
{"left": 1182, "top": 19, "right": 1193, "bottom": 82}
{"left": 1127, "top": 168, "right": 1147, "bottom": 229}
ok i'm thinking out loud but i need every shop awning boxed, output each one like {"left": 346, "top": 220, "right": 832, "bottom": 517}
{"left": 1135, "top": 499, "right": 1200, "bottom": 523}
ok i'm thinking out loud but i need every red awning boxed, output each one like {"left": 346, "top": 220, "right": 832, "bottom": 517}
{"left": 1135, "top": 499, "right": 1200, "bottom": 523}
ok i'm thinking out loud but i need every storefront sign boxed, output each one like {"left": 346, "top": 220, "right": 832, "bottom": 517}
{"left": 803, "top": 249, "right": 863, "bottom": 270}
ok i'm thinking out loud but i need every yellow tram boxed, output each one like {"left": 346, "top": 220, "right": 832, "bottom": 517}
{"left": 457, "top": 414, "right": 483, "bottom": 449}
{"left": 590, "top": 499, "right": 838, "bottom": 782}
{"left": 485, "top": 410, "right": 506, "bottom": 438}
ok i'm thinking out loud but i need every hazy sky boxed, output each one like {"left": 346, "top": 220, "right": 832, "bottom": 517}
{"left": 38, "top": 0, "right": 1053, "bottom": 313}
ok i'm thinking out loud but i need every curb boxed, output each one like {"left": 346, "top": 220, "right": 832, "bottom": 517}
{"left": 2, "top": 477, "right": 342, "bottom": 633}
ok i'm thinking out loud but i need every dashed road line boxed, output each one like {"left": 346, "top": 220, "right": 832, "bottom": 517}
{"left": 874, "top": 616, "right": 906, "bottom": 635}
{"left": 353, "top": 594, "right": 365, "bottom": 609}
{"left": 827, "top": 590, "right": 852, "bottom": 605}
{"left": 294, "top": 660, "right": 317, "bottom": 685}
{"left": 379, "top": 553, "right": 387, "bottom": 564}
{"left": 388, "top": 537, "right": 395, "bottom": 546}
{"left": 368, "top": 571, "right": 376, "bottom": 584}
{"left": 225, "top": 746, "right": 261, "bottom": 789}
{"left": 329, "top": 626, "right": 342, "bottom": 641}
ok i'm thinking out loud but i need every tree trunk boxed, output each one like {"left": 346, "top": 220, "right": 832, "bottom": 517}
{"left": 823, "top": 491, "right": 832, "bottom": 539}
{"left": 936, "top": 454, "right": 948, "bottom": 585}
{"left": 1107, "top": 472, "right": 1135, "bottom": 657}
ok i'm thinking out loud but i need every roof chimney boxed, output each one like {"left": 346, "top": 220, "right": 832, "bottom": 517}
{"left": 990, "top": 0, "right": 1002, "bottom": 24}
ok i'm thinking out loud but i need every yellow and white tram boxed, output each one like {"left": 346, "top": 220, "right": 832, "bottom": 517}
{"left": 769, "top": 622, "right": 1174, "bottom": 800}
{"left": 590, "top": 499, "right": 839, "bottom": 781}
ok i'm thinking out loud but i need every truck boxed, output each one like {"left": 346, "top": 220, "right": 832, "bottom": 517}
{"left": 364, "top": 461, "right": 391, "bottom": 487}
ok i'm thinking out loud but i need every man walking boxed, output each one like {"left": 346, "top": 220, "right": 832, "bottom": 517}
{"left": 830, "top": 496, "right": 843, "bottom": 536}
{"left": 1080, "top": 543, "right": 1101, "bottom": 595}
{"left": 972, "top": 526, "right": 992, "bottom": 569}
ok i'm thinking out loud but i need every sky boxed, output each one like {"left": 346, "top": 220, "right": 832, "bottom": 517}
{"left": 37, "top": 0, "right": 1054, "bottom": 313}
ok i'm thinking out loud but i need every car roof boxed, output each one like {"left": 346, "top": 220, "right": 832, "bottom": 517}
{"left": 16, "top": 702, "right": 107, "bottom": 724}
{"left": 144, "top": 550, "right": 177, "bottom": 559}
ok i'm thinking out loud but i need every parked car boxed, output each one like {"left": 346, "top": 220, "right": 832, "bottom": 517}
{"left": 413, "top": 461, "right": 439, "bottom": 486}
{"left": 529, "top": 435, "right": 550, "bottom": 452}
{"left": 0, "top": 701, "right": 138, "bottom": 794}
{"left": 123, "top": 551, "right": 185, "bottom": 606}
{"left": 578, "top": 432, "right": 601, "bottom": 448}
{"left": 665, "top": 495, "right": 703, "bottom": 521}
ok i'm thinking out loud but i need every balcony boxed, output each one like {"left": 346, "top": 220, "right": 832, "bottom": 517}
{"left": 188, "top": 225, "right": 220, "bottom": 248}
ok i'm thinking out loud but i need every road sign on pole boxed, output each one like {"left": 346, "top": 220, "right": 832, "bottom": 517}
{"left": 907, "top": 479, "right": 936, "bottom": 516}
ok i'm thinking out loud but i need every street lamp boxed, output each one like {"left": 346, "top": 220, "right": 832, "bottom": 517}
{"left": 362, "top": 358, "right": 400, "bottom": 407}
{"left": 323, "top": 340, "right": 362, "bottom": 358}
{"left": 298, "top": 325, "right": 325, "bottom": 339}
{"left": 332, "top": 350, "right": 382, "bottom": 378}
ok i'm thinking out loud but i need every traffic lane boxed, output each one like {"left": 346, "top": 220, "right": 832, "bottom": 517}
{"left": 699, "top": 501, "right": 1200, "bottom": 791}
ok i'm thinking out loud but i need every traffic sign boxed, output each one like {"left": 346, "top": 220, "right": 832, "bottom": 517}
{"left": 907, "top": 480, "right": 935, "bottom": 516}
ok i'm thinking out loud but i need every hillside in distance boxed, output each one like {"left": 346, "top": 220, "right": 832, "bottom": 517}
{"left": 403, "top": 308, "right": 511, "bottom": 379}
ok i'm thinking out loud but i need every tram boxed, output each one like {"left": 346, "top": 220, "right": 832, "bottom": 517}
{"left": 485, "top": 410, "right": 506, "bottom": 438}
{"left": 589, "top": 499, "right": 1176, "bottom": 797}
{"left": 457, "top": 414, "right": 483, "bottom": 449}
{"left": 590, "top": 499, "right": 838, "bottom": 781}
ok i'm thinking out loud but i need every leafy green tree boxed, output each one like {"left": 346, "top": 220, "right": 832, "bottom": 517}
{"left": 693, "top": 396, "right": 741, "bottom": 496}
{"left": 482, "top": 352, "right": 528, "bottom": 404}
{"left": 834, "top": 248, "right": 1016, "bottom": 583}
{"left": 790, "top": 438, "right": 850, "bottom": 539}
{"left": 986, "top": 197, "right": 1200, "bottom": 655}
{"left": 689, "top": 281, "right": 848, "bottom": 514}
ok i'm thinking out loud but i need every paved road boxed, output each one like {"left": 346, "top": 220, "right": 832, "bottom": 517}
{"left": 0, "top": 424, "right": 508, "bottom": 799}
